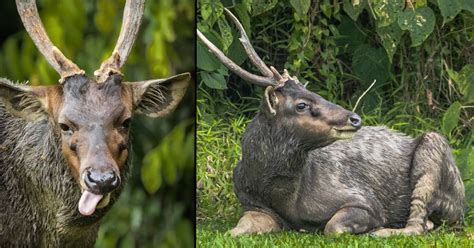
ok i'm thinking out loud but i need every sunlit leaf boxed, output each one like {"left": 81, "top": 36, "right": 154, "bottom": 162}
{"left": 449, "top": 64, "right": 474, "bottom": 103}
{"left": 397, "top": 7, "right": 435, "bottom": 47}
{"left": 218, "top": 17, "right": 233, "bottom": 52}
{"left": 141, "top": 149, "right": 162, "bottom": 194}
{"left": 372, "top": 0, "right": 404, "bottom": 27}
{"left": 377, "top": 21, "right": 404, "bottom": 62}
{"left": 441, "top": 101, "right": 461, "bottom": 135}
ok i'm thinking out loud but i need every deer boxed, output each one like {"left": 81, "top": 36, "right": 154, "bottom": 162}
{"left": 0, "top": 0, "right": 190, "bottom": 246}
{"left": 197, "top": 8, "right": 464, "bottom": 237}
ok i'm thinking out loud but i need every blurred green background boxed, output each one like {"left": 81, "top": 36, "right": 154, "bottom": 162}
{"left": 0, "top": 0, "right": 195, "bottom": 247}
{"left": 197, "top": 0, "right": 473, "bottom": 246}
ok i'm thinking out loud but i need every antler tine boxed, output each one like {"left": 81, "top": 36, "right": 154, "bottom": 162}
{"left": 94, "top": 0, "right": 145, "bottom": 83}
{"left": 16, "top": 0, "right": 84, "bottom": 82}
{"left": 197, "top": 30, "right": 276, "bottom": 87}
{"left": 223, "top": 9, "right": 273, "bottom": 78}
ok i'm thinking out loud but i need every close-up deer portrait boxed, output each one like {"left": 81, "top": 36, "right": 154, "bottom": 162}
{"left": 197, "top": 6, "right": 467, "bottom": 241}
{"left": 0, "top": 0, "right": 192, "bottom": 246}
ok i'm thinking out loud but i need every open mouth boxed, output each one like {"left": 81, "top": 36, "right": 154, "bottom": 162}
{"left": 78, "top": 189, "right": 111, "bottom": 216}
{"left": 330, "top": 127, "right": 358, "bottom": 140}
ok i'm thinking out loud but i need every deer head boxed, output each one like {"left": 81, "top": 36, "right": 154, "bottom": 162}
{"left": 0, "top": 0, "right": 190, "bottom": 216}
{"left": 198, "top": 9, "right": 361, "bottom": 147}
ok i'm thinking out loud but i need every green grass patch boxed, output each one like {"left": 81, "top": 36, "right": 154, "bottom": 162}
{"left": 198, "top": 220, "right": 474, "bottom": 248}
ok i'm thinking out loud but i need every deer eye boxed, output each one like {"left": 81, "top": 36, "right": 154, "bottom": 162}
{"left": 122, "top": 118, "right": 131, "bottom": 129}
{"left": 296, "top": 102, "right": 309, "bottom": 111}
{"left": 59, "top": 123, "right": 73, "bottom": 134}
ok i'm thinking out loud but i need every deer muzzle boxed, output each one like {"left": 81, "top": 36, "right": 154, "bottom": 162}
{"left": 78, "top": 167, "right": 121, "bottom": 216}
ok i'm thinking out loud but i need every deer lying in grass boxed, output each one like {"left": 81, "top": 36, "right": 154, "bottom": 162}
{"left": 0, "top": 0, "right": 190, "bottom": 246}
{"left": 198, "top": 9, "right": 464, "bottom": 237}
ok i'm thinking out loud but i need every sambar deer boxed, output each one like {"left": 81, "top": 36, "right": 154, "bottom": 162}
{"left": 0, "top": 0, "right": 190, "bottom": 246}
{"left": 198, "top": 9, "right": 464, "bottom": 237}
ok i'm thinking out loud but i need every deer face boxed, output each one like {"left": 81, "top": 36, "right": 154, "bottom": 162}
{"left": 0, "top": 72, "right": 189, "bottom": 216}
{"left": 57, "top": 75, "right": 132, "bottom": 215}
{"left": 265, "top": 80, "right": 361, "bottom": 147}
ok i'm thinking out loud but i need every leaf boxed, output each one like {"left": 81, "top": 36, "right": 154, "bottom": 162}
{"left": 343, "top": 0, "right": 367, "bottom": 21}
{"left": 200, "top": 0, "right": 224, "bottom": 26}
{"left": 227, "top": 35, "right": 248, "bottom": 66}
{"left": 197, "top": 37, "right": 222, "bottom": 72}
{"left": 397, "top": 7, "right": 435, "bottom": 47}
{"left": 352, "top": 44, "right": 391, "bottom": 86}
{"left": 251, "top": 0, "right": 278, "bottom": 16}
{"left": 441, "top": 101, "right": 461, "bottom": 135}
{"left": 456, "top": 147, "right": 474, "bottom": 180}
{"left": 234, "top": 3, "right": 252, "bottom": 34}
{"left": 462, "top": 0, "right": 474, "bottom": 12}
{"left": 141, "top": 149, "right": 162, "bottom": 194}
{"left": 372, "top": 0, "right": 404, "bottom": 27}
{"left": 377, "top": 21, "right": 404, "bottom": 62}
{"left": 436, "top": 0, "right": 462, "bottom": 23}
{"left": 4, "top": 37, "right": 21, "bottom": 80}
{"left": 415, "top": 0, "right": 427, "bottom": 7}
{"left": 450, "top": 64, "right": 474, "bottom": 103}
{"left": 201, "top": 71, "right": 228, "bottom": 89}
{"left": 217, "top": 17, "right": 233, "bottom": 52}
{"left": 290, "top": 0, "right": 311, "bottom": 16}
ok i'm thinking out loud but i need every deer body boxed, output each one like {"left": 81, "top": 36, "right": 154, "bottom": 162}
{"left": 234, "top": 112, "right": 464, "bottom": 233}
{"left": 198, "top": 9, "right": 464, "bottom": 236}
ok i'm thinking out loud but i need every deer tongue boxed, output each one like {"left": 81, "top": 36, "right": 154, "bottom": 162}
{"left": 78, "top": 191, "right": 103, "bottom": 216}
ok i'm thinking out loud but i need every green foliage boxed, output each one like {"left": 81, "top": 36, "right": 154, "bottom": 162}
{"left": 0, "top": 0, "right": 194, "bottom": 247}
{"left": 197, "top": 0, "right": 474, "bottom": 244}
{"left": 141, "top": 121, "right": 194, "bottom": 194}
{"left": 442, "top": 101, "right": 462, "bottom": 136}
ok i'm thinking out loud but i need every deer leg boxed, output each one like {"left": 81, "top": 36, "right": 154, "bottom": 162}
{"left": 229, "top": 211, "right": 281, "bottom": 237}
{"left": 371, "top": 220, "right": 434, "bottom": 237}
{"left": 373, "top": 133, "right": 464, "bottom": 237}
{"left": 324, "top": 207, "right": 383, "bottom": 235}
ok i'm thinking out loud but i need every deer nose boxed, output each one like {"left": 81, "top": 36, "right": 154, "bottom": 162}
{"left": 84, "top": 168, "right": 120, "bottom": 194}
{"left": 348, "top": 113, "right": 362, "bottom": 129}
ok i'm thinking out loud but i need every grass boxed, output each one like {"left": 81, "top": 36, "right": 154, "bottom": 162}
{"left": 198, "top": 220, "right": 474, "bottom": 247}
{"left": 197, "top": 98, "right": 474, "bottom": 247}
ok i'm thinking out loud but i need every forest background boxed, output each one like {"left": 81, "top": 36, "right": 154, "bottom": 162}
{"left": 197, "top": 0, "right": 473, "bottom": 246}
{"left": 0, "top": 0, "right": 195, "bottom": 247}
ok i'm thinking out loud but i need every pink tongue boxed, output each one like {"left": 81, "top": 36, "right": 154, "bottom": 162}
{"left": 78, "top": 191, "right": 103, "bottom": 216}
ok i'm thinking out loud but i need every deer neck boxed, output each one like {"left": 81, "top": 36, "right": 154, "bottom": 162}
{"left": 241, "top": 113, "right": 310, "bottom": 175}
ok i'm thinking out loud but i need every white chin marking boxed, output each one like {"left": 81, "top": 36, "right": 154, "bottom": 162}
{"left": 331, "top": 129, "right": 356, "bottom": 140}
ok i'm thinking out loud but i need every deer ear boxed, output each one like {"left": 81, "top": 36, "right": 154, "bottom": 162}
{"left": 264, "top": 86, "right": 278, "bottom": 116}
{"left": 0, "top": 79, "right": 49, "bottom": 121}
{"left": 128, "top": 73, "right": 191, "bottom": 118}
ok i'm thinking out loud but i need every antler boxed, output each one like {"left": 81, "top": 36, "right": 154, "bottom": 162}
{"left": 197, "top": 8, "right": 283, "bottom": 87}
{"left": 16, "top": 0, "right": 84, "bottom": 82}
{"left": 94, "top": 0, "right": 145, "bottom": 83}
